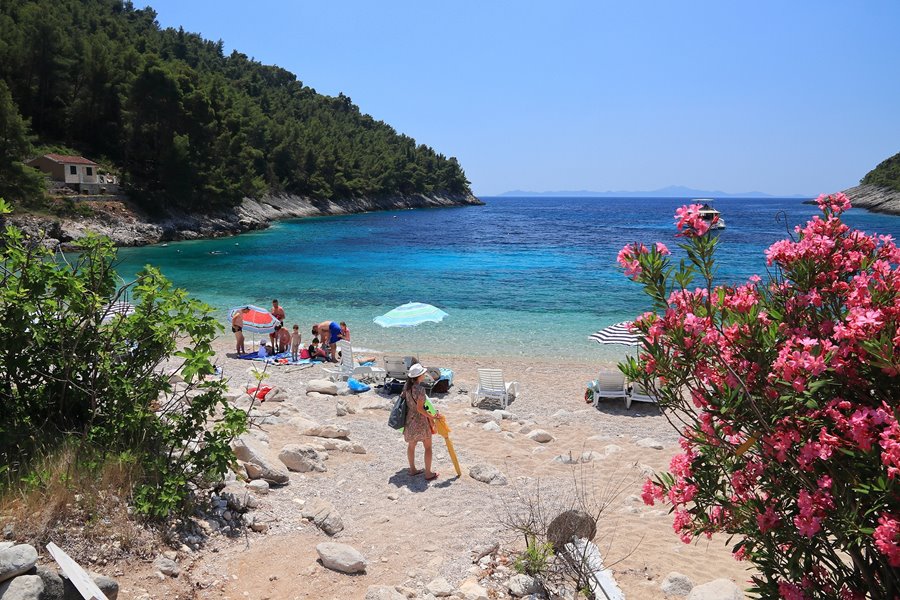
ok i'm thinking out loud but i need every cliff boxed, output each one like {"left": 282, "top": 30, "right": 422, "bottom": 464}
{"left": 842, "top": 184, "right": 900, "bottom": 216}
{"left": 10, "top": 193, "right": 484, "bottom": 248}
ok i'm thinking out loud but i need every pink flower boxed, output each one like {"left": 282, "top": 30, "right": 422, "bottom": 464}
{"left": 674, "top": 204, "right": 712, "bottom": 237}
{"left": 779, "top": 581, "right": 806, "bottom": 600}
{"left": 655, "top": 242, "right": 671, "bottom": 255}
{"left": 874, "top": 513, "right": 900, "bottom": 567}
{"left": 756, "top": 505, "right": 781, "bottom": 533}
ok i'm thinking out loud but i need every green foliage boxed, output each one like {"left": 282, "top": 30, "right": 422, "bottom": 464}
{"left": 0, "top": 206, "right": 246, "bottom": 517}
{"left": 861, "top": 151, "right": 900, "bottom": 192}
{"left": 513, "top": 541, "right": 555, "bottom": 576}
{"left": 0, "top": 1, "right": 472, "bottom": 212}
{"left": 0, "top": 80, "right": 45, "bottom": 204}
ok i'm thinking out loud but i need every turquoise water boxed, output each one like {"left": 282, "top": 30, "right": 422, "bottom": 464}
{"left": 114, "top": 197, "right": 900, "bottom": 361}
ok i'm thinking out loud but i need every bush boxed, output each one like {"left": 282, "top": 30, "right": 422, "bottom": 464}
{"left": 618, "top": 195, "right": 900, "bottom": 598}
{"left": 0, "top": 198, "right": 246, "bottom": 518}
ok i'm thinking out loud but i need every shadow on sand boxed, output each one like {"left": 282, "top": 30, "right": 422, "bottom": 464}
{"left": 387, "top": 468, "right": 460, "bottom": 493}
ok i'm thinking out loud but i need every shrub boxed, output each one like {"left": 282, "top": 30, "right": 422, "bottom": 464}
{"left": 617, "top": 194, "right": 900, "bottom": 598}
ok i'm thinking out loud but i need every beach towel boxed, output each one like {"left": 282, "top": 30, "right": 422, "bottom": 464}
{"left": 236, "top": 351, "right": 318, "bottom": 365}
{"left": 247, "top": 385, "right": 273, "bottom": 401}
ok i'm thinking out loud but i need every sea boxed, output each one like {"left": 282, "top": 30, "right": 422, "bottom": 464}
{"left": 114, "top": 197, "right": 900, "bottom": 362}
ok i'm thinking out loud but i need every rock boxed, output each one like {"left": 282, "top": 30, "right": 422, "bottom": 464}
{"left": 231, "top": 437, "right": 290, "bottom": 484}
{"left": 552, "top": 452, "right": 578, "bottom": 464}
{"left": 493, "top": 410, "right": 517, "bottom": 420}
{"left": 54, "top": 568, "right": 120, "bottom": 600}
{"left": 220, "top": 481, "right": 252, "bottom": 511}
{"left": 687, "top": 579, "right": 743, "bottom": 600}
{"left": 306, "top": 423, "right": 351, "bottom": 439}
{"left": 426, "top": 577, "right": 454, "bottom": 597}
{"left": 243, "top": 512, "right": 270, "bottom": 533}
{"left": 319, "top": 439, "right": 367, "bottom": 454}
{"left": 264, "top": 387, "right": 286, "bottom": 402}
{"left": 457, "top": 579, "right": 489, "bottom": 600}
{"left": 306, "top": 392, "right": 335, "bottom": 402}
{"left": 546, "top": 510, "right": 597, "bottom": 552}
{"left": 636, "top": 438, "right": 665, "bottom": 450}
{"left": 34, "top": 566, "right": 64, "bottom": 599}
{"left": 365, "top": 585, "right": 407, "bottom": 600}
{"left": 579, "top": 451, "right": 604, "bottom": 463}
{"left": 482, "top": 421, "right": 501, "bottom": 432}
{"left": 248, "top": 480, "right": 270, "bottom": 494}
{"left": 0, "top": 574, "right": 43, "bottom": 599}
{"left": 336, "top": 399, "right": 357, "bottom": 417}
{"left": 278, "top": 444, "right": 328, "bottom": 473}
{"left": 468, "top": 464, "right": 508, "bottom": 486}
{"left": 527, "top": 429, "right": 553, "bottom": 443}
{"left": 359, "top": 398, "right": 393, "bottom": 411}
{"left": 316, "top": 542, "right": 366, "bottom": 574}
{"left": 518, "top": 424, "right": 533, "bottom": 435}
{"left": 0, "top": 543, "right": 12, "bottom": 552}
{"left": 472, "top": 413, "right": 500, "bottom": 424}
{"left": 508, "top": 573, "right": 538, "bottom": 597}
{"left": 661, "top": 572, "right": 694, "bottom": 596}
{"left": 301, "top": 498, "right": 344, "bottom": 535}
{"left": 154, "top": 557, "right": 180, "bottom": 577}
{"left": 307, "top": 379, "right": 339, "bottom": 395}
{"left": 604, "top": 444, "right": 622, "bottom": 456}
{"left": 0, "top": 544, "right": 38, "bottom": 583}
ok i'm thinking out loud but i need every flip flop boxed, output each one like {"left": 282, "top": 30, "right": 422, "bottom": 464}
{"left": 408, "top": 469, "right": 423, "bottom": 476}
{"left": 424, "top": 472, "right": 439, "bottom": 481}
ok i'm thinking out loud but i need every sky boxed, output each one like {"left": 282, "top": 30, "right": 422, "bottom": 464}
{"left": 135, "top": 1, "right": 900, "bottom": 197}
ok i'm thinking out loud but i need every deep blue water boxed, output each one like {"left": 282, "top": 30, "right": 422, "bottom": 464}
{"left": 114, "top": 197, "right": 900, "bottom": 360}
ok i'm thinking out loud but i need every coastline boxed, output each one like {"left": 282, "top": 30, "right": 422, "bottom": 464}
{"left": 835, "top": 184, "right": 900, "bottom": 216}
{"left": 10, "top": 192, "right": 484, "bottom": 249}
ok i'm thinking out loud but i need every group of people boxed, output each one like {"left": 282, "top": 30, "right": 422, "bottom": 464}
{"left": 230, "top": 299, "right": 350, "bottom": 363}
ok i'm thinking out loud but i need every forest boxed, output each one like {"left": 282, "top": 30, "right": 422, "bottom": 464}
{"left": 0, "top": 0, "right": 471, "bottom": 211}
{"left": 862, "top": 151, "right": 900, "bottom": 193}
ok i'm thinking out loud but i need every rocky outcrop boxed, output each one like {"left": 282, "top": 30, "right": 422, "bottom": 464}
{"left": 841, "top": 184, "right": 900, "bottom": 216}
{"left": 11, "top": 192, "right": 483, "bottom": 249}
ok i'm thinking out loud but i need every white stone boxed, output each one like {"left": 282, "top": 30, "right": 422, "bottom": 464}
{"left": 661, "top": 572, "right": 694, "bottom": 596}
{"left": 0, "top": 574, "right": 44, "bottom": 599}
{"left": 493, "top": 410, "right": 517, "bottom": 420}
{"left": 154, "top": 556, "right": 180, "bottom": 577}
{"left": 468, "top": 464, "right": 508, "bottom": 486}
{"left": 319, "top": 438, "right": 367, "bottom": 454}
{"left": 301, "top": 498, "right": 344, "bottom": 535}
{"left": 527, "top": 429, "right": 553, "bottom": 443}
{"left": 687, "top": 579, "right": 743, "bottom": 600}
{"left": 636, "top": 437, "right": 665, "bottom": 450}
{"left": 365, "top": 586, "right": 407, "bottom": 600}
{"left": 518, "top": 424, "right": 533, "bottom": 435}
{"left": 220, "top": 481, "right": 252, "bottom": 511}
{"left": 580, "top": 451, "right": 605, "bottom": 463}
{"left": 278, "top": 444, "right": 328, "bottom": 473}
{"left": 457, "top": 579, "right": 489, "bottom": 600}
{"left": 307, "top": 423, "right": 351, "bottom": 439}
{"left": 248, "top": 479, "right": 269, "bottom": 494}
{"left": 426, "top": 577, "right": 454, "bottom": 597}
{"left": 0, "top": 544, "right": 38, "bottom": 583}
{"left": 307, "top": 379, "right": 339, "bottom": 395}
{"left": 482, "top": 421, "right": 501, "bottom": 432}
{"left": 604, "top": 444, "right": 623, "bottom": 456}
{"left": 508, "top": 573, "right": 538, "bottom": 597}
{"left": 552, "top": 452, "right": 578, "bottom": 464}
{"left": 316, "top": 542, "right": 366, "bottom": 574}
{"left": 230, "top": 436, "right": 289, "bottom": 484}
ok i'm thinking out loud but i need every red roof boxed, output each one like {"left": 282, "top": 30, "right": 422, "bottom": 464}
{"left": 42, "top": 153, "right": 98, "bottom": 166}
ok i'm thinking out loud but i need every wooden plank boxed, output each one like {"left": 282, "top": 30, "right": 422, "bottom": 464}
{"left": 46, "top": 542, "right": 108, "bottom": 600}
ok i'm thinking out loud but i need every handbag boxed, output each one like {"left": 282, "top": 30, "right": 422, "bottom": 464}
{"left": 387, "top": 391, "right": 408, "bottom": 430}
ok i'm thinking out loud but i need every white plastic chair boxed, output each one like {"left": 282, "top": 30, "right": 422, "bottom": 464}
{"left": 383, "top": 355, "right": 413, "bottom": 381}
{"left": 325, "top": 341, "right": 385, "bottom": 382}
{"left": 592, "top": 369, "right": 627, "bottom": 407}
{"left": 471, "top": 368, "right": 519, "bottom": 410}
{"left": 626, "top": 379, "right": 659, "bottom": 409}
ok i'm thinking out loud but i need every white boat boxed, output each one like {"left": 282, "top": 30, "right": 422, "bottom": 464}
{"left": 694, "top": 199, "right": 725, "bottom": 230}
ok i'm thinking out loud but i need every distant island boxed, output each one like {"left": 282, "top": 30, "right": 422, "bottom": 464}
{"left": 496, "top": 185, "right": 811, "bottom": 199}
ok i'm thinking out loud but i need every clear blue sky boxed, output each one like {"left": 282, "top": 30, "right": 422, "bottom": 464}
{"left": 136, "top": 1, "right": 900, "bottom": 197}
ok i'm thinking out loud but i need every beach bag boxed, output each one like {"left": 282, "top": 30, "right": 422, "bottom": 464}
{"left": 347, "top": 378, "right": 371, "bottom": 393}
{"left": 388, "top": 391, "right": 408, "bottom": 430}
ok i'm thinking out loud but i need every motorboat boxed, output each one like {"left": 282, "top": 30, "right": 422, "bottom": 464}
{"left": 694, "top": 199, "right": 725, "bottom": 230}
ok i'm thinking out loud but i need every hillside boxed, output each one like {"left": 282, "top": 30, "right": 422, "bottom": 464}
{"left": 0, "top": 0, "right": 475, "bottom": 212}
{"left": 843, "top": 151, "right": 900, "bottom": 216}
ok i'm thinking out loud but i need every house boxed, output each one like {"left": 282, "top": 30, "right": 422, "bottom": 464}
{"left": 26, "top": 153, "right": 108, "bottom": 194}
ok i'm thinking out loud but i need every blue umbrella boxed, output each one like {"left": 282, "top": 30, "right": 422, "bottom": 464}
{"left": 374, "top": 302, "right": 449, "bottom": 328}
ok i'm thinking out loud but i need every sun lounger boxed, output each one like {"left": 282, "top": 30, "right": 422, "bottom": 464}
{"left": 471, "top": 368, "right": 519, "bottom": 410}
{"left": 592, "top": 369, "right": 627, "bottom": 407}
{"left": 626, "top": 379, "right": 659, "bottom": 409}
{"left": 325, "top": 341, "right": 386, "bottom": 382}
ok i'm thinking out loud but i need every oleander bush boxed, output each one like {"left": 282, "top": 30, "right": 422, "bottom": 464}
{"left": 0, "top": 198, "right": 246, "bottom": 519}
{"left": 618, "top": 195, "right": 900, "bottom": 598}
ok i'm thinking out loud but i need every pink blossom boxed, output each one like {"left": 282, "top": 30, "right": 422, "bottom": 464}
{"left": 874, "top": 513, "right": 900, "bottom": 567}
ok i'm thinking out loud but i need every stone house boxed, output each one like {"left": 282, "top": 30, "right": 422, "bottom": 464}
{"left": 26, "top": 153, "right": 111, "bottom": 194}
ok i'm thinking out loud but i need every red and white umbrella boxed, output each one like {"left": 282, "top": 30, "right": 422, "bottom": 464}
{"left": 229, "top": 305, "right": 280, "bottom": 334}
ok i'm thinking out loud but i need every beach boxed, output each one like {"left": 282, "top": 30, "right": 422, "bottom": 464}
{"left": 112, "top": 336, "right": 754, "bottom": 600}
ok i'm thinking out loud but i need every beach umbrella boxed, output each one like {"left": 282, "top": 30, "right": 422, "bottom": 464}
{"left": 229, "top": 305, "right": 280, "bottom": 335}
{"left": 373, "top": 302, "right": 449, "bottom": 328}
{"left": 589, "top": 321, "right": 640, "bottom": 347}
{"left": 101, "top": 301, "right": 135, "bottom": 324}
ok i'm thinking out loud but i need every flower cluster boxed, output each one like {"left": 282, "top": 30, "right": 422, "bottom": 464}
{"left": 617, "top": 194, "right": 900, "bottom": 598}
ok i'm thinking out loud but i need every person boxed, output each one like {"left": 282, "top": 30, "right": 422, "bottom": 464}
{"left": 403, "top": 363, "right": 440, "bottom": 481}
{"left": 290, "top": 324, "right": 302, "bottom": 362}
{"left": 339, "top": 321, "right": 350, "bottom": 342}
{"left": 257, "top": 339, "right": 268, "bottom": 359}
{"left": 311, "top": 321, "right": 343, "bottom": 361}
{"left": 232, "top": 307, "right": 250, "bottom": 354}
{"left": 270, "top": 300, "right": 286, "bottom": 346}
{"left": 275, "top": 324, "right": 291, "bottom": 353}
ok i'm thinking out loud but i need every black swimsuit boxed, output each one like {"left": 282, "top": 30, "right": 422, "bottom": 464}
{"left": 232, "top": 326, "right": 242, "bottom": 333}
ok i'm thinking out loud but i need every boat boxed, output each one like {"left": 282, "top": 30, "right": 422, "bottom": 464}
{"left": 694, "top": 199, "right": 725, "bottom": 230}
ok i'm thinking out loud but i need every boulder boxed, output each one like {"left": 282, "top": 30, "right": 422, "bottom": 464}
{"left": 468, "top": 464, "right": 508, "bottom": 486}
{"left": 457, "top": 579, "right": 489, "bottom": 600}
{"left": 518, "top": 424, "right": 534, "bottom": 435}
{"left": 493, "top": 410, "right": 517, "bottom": 420}
{"left": 55, "top": 568, "right": 119, "bottom": 600}
{"left": 306, "top": 423, "right": 351, "bottom": 439}
{"left": 508, "top": 573, "right": 538, "bottom": 597}
{"left": 604, "top": 444, "right": 623, "bottom": 456}
{"left": 336, "top": 399, "right": 357, "bottom": 417}
{"left": 365, "top": 586, "right": 407, "bottom": 600}
{"left": 527, "top": 430, "right": 553, "bottom": 443}
{"left": 220, "top": 481, "right": 252, "bottom": 511}
{"left": 278, "top": 444, "right": 328, "bottom": 473}
{"left": 289, "top": 416, "right": 322, "bottom": 433}
{"left": 154, "top": 556, "right": 180, "bottom": 577}
{"left": 316, "top": 542, "right": 366, "bottom": 574}
{"left": 473, "top": 413, "right": 500, "bottom": 424}
{"left": 482, "top": 421, "right": 501, "bottom": 432}
{"left": 0, "top": 574, "right": 43, "bottom": 599}
{"left": 426, "top": 577, "right": 454, "bottom": 597}
{"left": 661, "top": 572, "right": 694, "bottom": 596}
{"left": 687, "top": 579, "right": 743, "bottom": 600}
{"left": 0, "top": 544, "right": 38, "bottom": 583}
{"left": 231, "top": 437, "right": 290, "bottom": 484}
{"left": 580, "top": 451, "right": 605, "bottom": 463}
{"left": 636, "top": 438, "right": 665, "bottom": 450}
{"left": 248, "top": 480, "right": 270, "bottom": 495}
{"left": 301, "top": 498, "right": 344, "bottom": 535}
{"left": 546, "top": 510, "right": 597, "bottom": 552}
{"left": 307, "top": 379, "right": 339, "bottom": 395}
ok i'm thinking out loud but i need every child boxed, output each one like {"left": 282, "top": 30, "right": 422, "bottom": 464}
{"left": 308, "top": 337, "right": 328, "bottom": 360}
{"left": 257, "top": 339, "right": 268, "bottom": 359}
{"left": 339, "top": 321, "right": 350, "bottom": 342}
{"left": 290, "top": 324, "right": 302, "bottom": 361}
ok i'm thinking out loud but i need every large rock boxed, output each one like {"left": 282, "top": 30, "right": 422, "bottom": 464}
{"left": 0, "top": 544, "right": 38, "bottom": 583}
{"left": 301, "top": 498, "right": 344, "bottom": 535}
{"left": 546, "top": 510, "right": 597, "bottom": 552}
{"left": 687, "top": 579, "right": 743, "bottom": 600}
{"left": 527, "top": 430, "right": 553, "bottom": 443}
{"left": 306, "top": 423, "right": 351, "bottom": 439}
{"left": 154, "top": 556, "right": 180, "bottom": 577}
{"left": 307, "top": 379, "right": 339, "bottom": 395}
{"left": 318, "top": 439, "right": 366, "bottom": 454}
{"left": 482, "top": 421, "right": 501, "bottom": 432}
{"left": 636, "top": 438, "right": 665, "bottom": 450}
{"left": 468, "top": 464, "right": 508, "bottom": 486}
{"left": 220, "top": 481, "right": 254, "bottom": 511}
{"left": 278, "top": 444, "right": 328, "bottom": 473}
{"left": 0, "top": 574, "right": 43, "bottom": 599}
{"left": 661, "top": 572, "right": 694, "bottom": 596}
{"left": 41, "top": 566, "right": 120, "bottom": 600}
{"left": 365, "top": 586, "right": 406, "bottom": 600}
{"left": 508, "top": 574, "right": 538, "bottom": 597}
{"left": 426, "top": 577, "right": 454, "bottom": 597}
{"left": 457, "top": 579, "right": 489, "bottom": 600}
{"left": 231, "top": 436, "right": 289, "bottom": 484}
{"left": 316, "top": 542, "right": 366, "bottom": 574}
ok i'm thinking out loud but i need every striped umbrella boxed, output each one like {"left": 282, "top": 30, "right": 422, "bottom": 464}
{"left": 101, "top": 301, "right": 136, "bottom": 324}
{"left": 229, "top": 305, "right": 280, "bottom": 334}
{"left": 374, "top": 302, "right": 449, "bottom": 328}
{"left": 589, "top": 321, "right": 640, "bottom": 346}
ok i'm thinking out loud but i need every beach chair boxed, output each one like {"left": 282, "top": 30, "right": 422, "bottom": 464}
{"left": 382, "top": 355, "right": 413, "bottom": 393}
{"left": 471, "top": 368, "right": 520, "bottom": 410}
{"left": 592, "top": 369, "right": 627, "bottom": 407}
{"left": 324, "top": 341, "right": 385, "bottom": 382}
{"left": 626, "top": 379, "right": 659, "bottom": 409}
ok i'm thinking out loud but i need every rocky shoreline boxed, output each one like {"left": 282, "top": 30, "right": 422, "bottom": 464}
{"left": 840, "top": 184, "right": 900, "bottom": 216}
{"left": 10, "top": 192, "right": 484, "bottom": 249}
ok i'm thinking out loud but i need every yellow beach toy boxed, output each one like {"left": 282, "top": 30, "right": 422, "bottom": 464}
{"left": 425, "top": 398, "right": 462, "bottom": 477}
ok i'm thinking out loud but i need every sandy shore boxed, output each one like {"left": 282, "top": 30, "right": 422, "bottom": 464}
{"left": 119, "top": 336, "right": 753, "bottom": 599}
